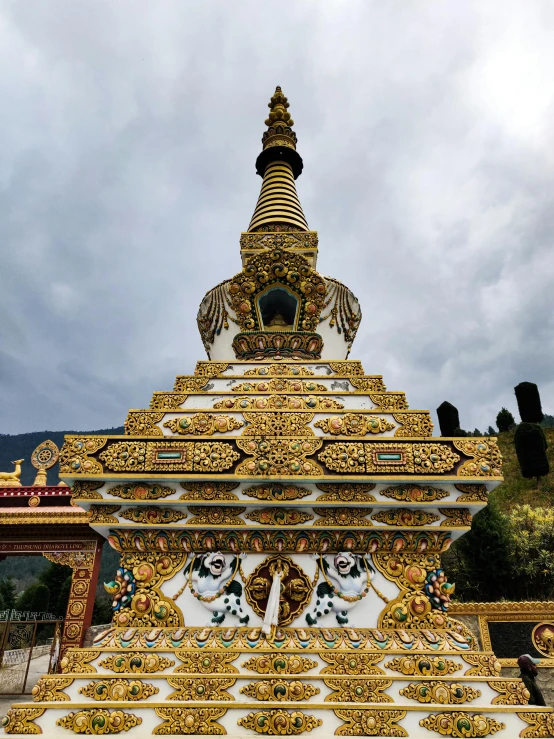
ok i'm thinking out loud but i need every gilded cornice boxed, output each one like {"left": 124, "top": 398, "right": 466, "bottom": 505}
{"left": 450, "top": 601, "right": 554, "bottom": 615}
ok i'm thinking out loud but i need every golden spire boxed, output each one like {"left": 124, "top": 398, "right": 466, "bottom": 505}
{"left": 248, "top": 86, "right": 309, "bottom": 232}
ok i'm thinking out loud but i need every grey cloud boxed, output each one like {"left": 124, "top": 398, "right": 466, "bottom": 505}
{"left": 1, "top": 0, "right": 553, "bottom": 434}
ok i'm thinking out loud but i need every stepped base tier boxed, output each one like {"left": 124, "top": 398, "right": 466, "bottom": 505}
{"left": 5, "top": 88, "right": 553, "bottom": 737}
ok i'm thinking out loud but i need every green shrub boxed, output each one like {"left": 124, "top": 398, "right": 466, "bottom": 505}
{"left": 437, "top": 402, "right": 460, "bottom": 436}
{"left": 15, "top": 583, "right": 50, "bottom": 613}
{"left": 515, "top": 382, "right": 544, "bottom": 423}
{"left": 514, "top": 422, "right": 550, "bottom": 480}
{"left": 497, "top": 408, "right": 515, "bottom": 432}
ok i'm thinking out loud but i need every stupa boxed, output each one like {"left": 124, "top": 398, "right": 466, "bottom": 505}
{"left": 4, "top": 87, "right": 553, "bottom": 738}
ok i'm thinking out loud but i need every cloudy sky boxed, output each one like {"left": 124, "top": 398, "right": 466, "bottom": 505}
{"left": 1, "top": 0, "right": 553, "bottom": 435}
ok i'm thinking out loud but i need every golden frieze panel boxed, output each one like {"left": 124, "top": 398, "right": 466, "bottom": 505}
{"left": 93, "top": 441, "right": 240, "bottom": 473}
{"left": 315, "top": 414, "right": 395, "bottom": 436}
{"left": 462, "top": 654, "right": 502, "bottom": 676}
{"left": 164, "top": 413, "right": 243, "bottom": 436}
{"left": 399, "top": 681, "right": 481, "bottom": 704}
{"left": 179, "top": 482, "right": 239, "bottom": 501}
{"left": 150, "top": 393, "right": 187, "bottom": 410}
{"left": 320, "top": 653, "right": 385, "bottom": 675}
{"left": 419, "top": 712, "right": 505, "bottom": 737}
{"left": 238, "top": 709, "right": 322, "bottom": 735}
{"left": 31, "top": 677, "right": 73, "bottom": 702}
{"left": 369, "top": 392, "right": 409, "bottom": 410}
{"left": 175, "top": 651, "right": 239, "bottom": 674}
{"left": 242, "top": 654, "right": 318, "bottom": 674}
{"left": 242, "top": 411, "right": 315, "bottom": 437}
{"left": 393, "top": 412, "right": 434, "bottom": 438}
{"left": 108, "top": 528, "right": 453, "bottom": 555}
{"left": 124, "top": 411, "right": 164, "bottom": 436}
{"left": 232, "top": 379, "right": 327, "bottom": 393}
{"left": 386, "top": 655, "right": 463, "bottom": 677}
{"left": 328, "top": 361, "right": 365, "bottom": 376}
{"left": 89, "top": 505, "right": 121, "bottom": 524}
{"left": 78, "top": 678, "right": 159, "bottom": 701}
{"left": 318, "top": 442, "right": 460, "bottom": 475}
{"left": 371, "top": 509, "right": 440, "bottom": 527}
{"left": 59, "top": 437, "right": 106, "bottom": 475}
{"left": 2, "top": 708, "right": 45, "bottom": 734}
{"left": 99, "top": 653, "right": 175, "bottom": 674}
{"left": 173, "top": 376, "right": 212, "bottom": 393}
{"left": 239, "top": 230, "right": 319, "bottom": 254}
{"left": 453, "top": 439, "right": 502, "bottom": 477}
{"left": 454, "top": 483, "right": 489, "bottom": 502}
{"left": 517, "top": 711, "right": 554, "bottom": 737}
{"left": 194, "top": 362, "right": 231, "bottom": 376}
{"left": 246, "top": 508, "right": 314, "bottom": 526}
{"left": 236, "top": 437, "right": 323, "bottom": 476}
{"left": 243, "top": 483, "right": 312, "bottom": 501}
{"left": 106, "top": 482, "right": 176, "bottom": 501}
{"left": 71, "top": 480, "right": 104, "bottom": 500}
{"left": 120, "top": 507, "right": 187, "bottom": 525}
{"left": 439, "top": 508, "right": 472, "bottom": 527}
{"left": 187, "top": 506, "right": 246, "bottom": 526}
{"left": 214, "top": 394, "right": 344, "bottom": 410}
{"left": 241, "top": 679, "right": 320, "bottom": 701}
{"left": 56, "top": 709, "right": 142, "bottom": 734}
{"left": 244, "top": 364, "right": 314, "bottom": 376}
{"left": 315, "top": 483, "right": 376, "bottom": 502}
{"left": 334, "top": 708, "right": 407, "bottom": 737}
{"left": 349, "top": 376, "right": 387, "bottom": 392}
{"left": 166, "top": 676, "right": 236, "bottom": 701}
{"left": 490, "top": 680, "right": 531, "bottom": 705}
{"left": 379, "top": 484, "right": 449, "bottom": 503}
{"left": 153, "top": 707, "right": 227, "bottom": 736}
{"left": 324, "top": 677, "right": 393, "bottom": 703}
{"left": 314, "top": 507, "right": 373, "bottom": 527}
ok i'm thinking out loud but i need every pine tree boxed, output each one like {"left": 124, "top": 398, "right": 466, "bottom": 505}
{"left": 487, "top": 426, "right": 496, "bottom": 436}
{"left": 0, "top": 577, "right": 17, "bottom": 610}
{"left": 496, "top": 408, "right": 515, "bottom": 432}
{"left": 15, "top": 583, "right": 50, "bottom": 613}
{"left": 437, "top": 402, "right": 460, "bottom": 436}
{"left": 514, "top": 422, "right": 550, "bottom": 481}
{"left": 515, "top": 382, "right": 544, "bottom": 423}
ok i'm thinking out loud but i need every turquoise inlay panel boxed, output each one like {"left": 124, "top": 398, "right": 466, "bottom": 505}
{"left": 157, "top": 452, "right": 182, "bottom": 460}
{"left": 376, "top": 453, "right": 402, "bottom": 461}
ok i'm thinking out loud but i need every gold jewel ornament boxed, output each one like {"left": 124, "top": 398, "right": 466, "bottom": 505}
{"left": 320, "top": 652, "right": 385, "bottom": 675}
{"left": 463, "top": 654, "right": 502, "bottom": 676}
{"left": 188, "top": 505, "right": 246, "bottom": 525}
{"left": 315, "top": 414, "right": 395, "bottom": 436}
{"left": 314, "top": 507, "right": 373, "bottom": 527}
{"left": 164, "top": 413, "right": 243, "bottom": 435}
{"left": 2, "top": 708, "right": 45, "bottom": 734}
{"left": 79, "top": 679, "right": 159, "bottom": 701}
{"left": 316, "top": 483, "right": 376, "bottom": 502}
{"left": 120, "top": 506, "right": 187, "bottom": 524}
{"left": 57, "top": 709, "right": 142, "bottom": 734}
{"left": 238, "top": 709, "right": 322, "bottom": 735}
{"left": 380, "top": 484, "right": 449, "bottom": 503}
{"left": 232, "top": 379, "right": 327, "bottom": 393}
{"left": 419, "top": 712, "right": 505, "bottom": 737}
{"left": 175, "top": 651, "right": 239, "bottom": 674}
{"left": 100, "top": 653, "right": 175, "bottom": 673}
{"left": 246, "top": 508, "right": 314, "bottom": 526}
{"left": 216, "top": 394, "right": 345, "bottom": 410}
{"left": 334, "top": 708, "right": 407, "bottom": 737}
{"left": 166, "top": 676, "right": 236, "bottom": 701}
{"left": 31, "top": 677, "right": 73, "bottom": 702}
{"left": 60, "top": 650, "right": 97, "bottom": 674}
{"left": 106, "top": 482, "right": 176, "bottom": 501}
{"left": 242, "top": 411, "right": 315, "bottom": 437}
{"left": 371, "top": 509, "right": 440, "bottom": 527}
{"left": 400, "top": 682, "right": 481, "bottom": 704}
{"left": 236, "top": 437, "right": 323, "bottom": 476}
{"left": 243, "top": 483, "right": 312, "bottom": 501}
{"left": 241, "top": 679, "right": 320, "bottom": 701}
{"left": 153, "top": 707, "right": 227, "bottom": 735}
{"left": 454, "top": 438, "right": 503, "bottom": 477}
{"left": 244, "top": 364, "right": 315, "bottom": 376}
{"left": 386, "top": 655, "right": 462, "bottom": 676}
{"left": 242, "top": 654, "right": 318, "bottom": 674}
{"left": 324, "top": 677, "right": 393, "bottom": 703}
{"left": 179, "top": 481, "right": 239, "bottom": 501}
{"left": 124, "top": 411, "right": 164, "bottom": 436}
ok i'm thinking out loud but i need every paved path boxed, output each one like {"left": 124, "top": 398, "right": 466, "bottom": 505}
{"left": 0, "top": 654, "right": 50, "bottom": 723}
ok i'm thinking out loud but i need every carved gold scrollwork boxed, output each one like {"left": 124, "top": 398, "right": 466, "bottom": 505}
{"left": 379, "top": 484, "right": 449, "bottom": 503}
{"left": 241, "top": 679, "right": 320, "bottom": 701}
{"left": 334, "top": 709, "right": 407, "bottom": 737}
{"left": 243, "top": 483, "right": 312, "bottom": 501}
{"left": 173, "top": 376, "right": 211, "bottom": 392}
{"left": 243, "top": 411, "right": 315, "bottom": 437}
{"left": 314, "top": 508, "right": 373, "bottom": 527}
{"left": 386, "top": 655, "right": 462, "bottom": 676}
{"left": 247, "top": 508, "right": 313, "bottom": 526}
{"left": 439, "top": 508, "right": 472, "bottom": 527}
{"left": 489, "top": 680, "right": 530, "bottom": 705}
{"left": 215, "top": 394, "right": 344, "bottom": 410}
{"left": 328, "top": 361, "right": 365, "bottom": 376}
{"left": 244, "top": 364, "right": 314, "bottom": 376}
{"left": 120, "top": 507, "right": 186, "bottom": 524}
{"left": 419, "top": 712, "right": 505, "bottom": 737}
{"left": 349, "top": 377, "right": 387, "bottom": 392}
{"left": 400, "top": 681, "right": 481, "bottom": 704}
{"left": 369, "top": 393, "right": 409, "bottom": 410}
{"left": 371, "top": 509, "right": 440, "bottom": 527}
{"left": 89, "top": 505, "right": 121, "bottom": 524}
{"left": 238, "top": 709, "right": 322, "bottom": 735}
{"left": 154, "top": 707, "right": 227, "bottom": 735}
{"left": 166, "top": 676, "right": 236, "bottom": 701}
{"left": 315, "top": 414, "right": 395, "bottom": 436}
{"left": 124, "top": 411, "right": 164, "bottom": 436}
{"left": 320, "top": 653, "right": 385, "bottom": 675}
{"left": 175, "top": 651, "right": 239, "bottom": 674}
{"left": 324, "top": 677, "right": 393, "bottom": 703}
{"left": 60, "top": 650, "right": 97, "bottom": 674}
{"left": 194, "top": 362, "right": 231, "bottom": 376}
{"left": 164, "top": 413, "right": 243, "bottom": 435}
{"left": 315, "top": 483, "right": 376, "bottom": 502}
{"left": 179, "top": 481, "right": 239, "bottom": 501}
{"left": 71, "top": 481, "right": 104, "bottom": 500}
{"left": 100, "top": 653, "right": 175, "bottom": 673}
{"left": 318, "top": 442, "right": 460, "bottom": 475}
{"left": 463, "top": 654, "right": 502, "bottom": 676}
{"left": 237, "top": 437, "right": 323, "bottom": 476}
{"left": 188, "top": 506, "right": 246, "bottom": 525}
{"left": 79, "top": 679, "right": 159, "bottom": 701}
{"left": 2, "top": 708, "right": 45, "bottom": 734}
{"left": 517, "top": 711, "right": 554, "bottom": 738}
{"left": 59, "top": 437, "right": 106, "bottom": 475}
{"left": 242, "top": 654, "right": 317, "bottom": 674}
{"left": 150, "top": 393, "right": 188, "bottom": 410}
{"left": 453, "top": 439, "right": 503, "bottom": 477}
{"left": 393, "top": 412, "right": 434, "bottom": 437}
{"left": 454, "top": 484, "right": 489, "bottom": 502}
{"left": 31, "top": 677, "right": 73, "bottom": 701}
{"left": 57, "top": 709, "right": 142, "bottom": 734}
{"left": 233, "top": 379, "right": 327, "bottom": 393}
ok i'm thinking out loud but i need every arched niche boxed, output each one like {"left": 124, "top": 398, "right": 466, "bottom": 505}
{"left": 256, "top": 285, "right": 299, "bottom": 331}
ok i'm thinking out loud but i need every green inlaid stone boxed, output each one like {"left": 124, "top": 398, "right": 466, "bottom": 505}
{"left": 157, "top": 452, "right": 182, "bottom": 459}
{"left": 377, "top": 453, "right": 402, "bottom": 461}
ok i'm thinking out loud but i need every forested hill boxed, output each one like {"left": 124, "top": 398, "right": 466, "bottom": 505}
{"left": 0, "top": 428, "right": 124, "bottom": 486}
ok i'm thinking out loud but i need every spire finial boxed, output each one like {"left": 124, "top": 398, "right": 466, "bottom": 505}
{"left": 261, "top": 86, "right": 298, "bottom": 153}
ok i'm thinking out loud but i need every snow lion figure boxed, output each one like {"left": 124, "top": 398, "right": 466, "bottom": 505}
{"left": 306, "top": 552, "right": 375, "bottom": 626}
{"left": 184, "top": 551, "right": 249, "bottom": 625}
